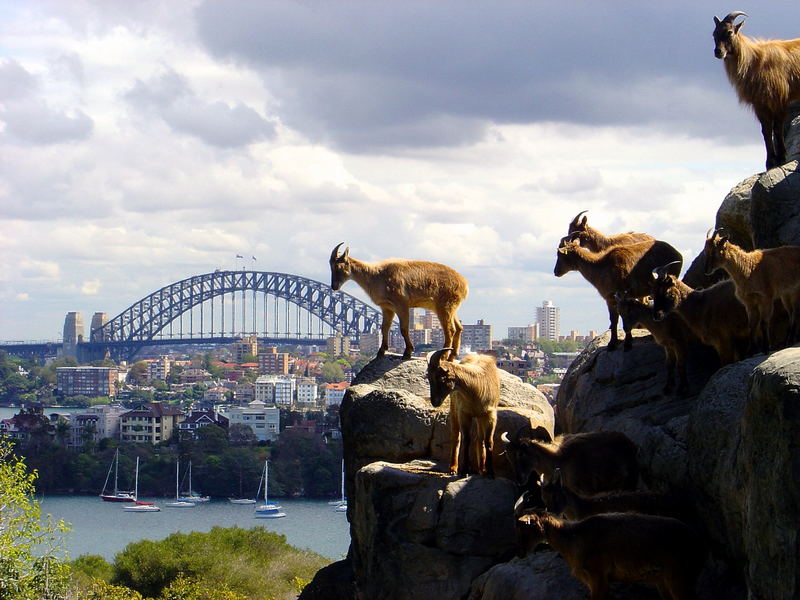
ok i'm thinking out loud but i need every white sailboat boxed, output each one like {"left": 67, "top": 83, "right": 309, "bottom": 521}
{"left": 99, "top": 448, "right": 135, "bottom": 502}
{"left": 165, "top": 459, "right": 195, "bottom": 508}
{"left": 334, "top": 460, "right": 347, "bottom": 512}
{"left": 254, "top": 460, "right": 285, "bottom": 518}
{"left": 123, "top": 457, "right": 160, "bottom": 512}
{"left": 180, "top": 461, "right": 209, "bottom": 503}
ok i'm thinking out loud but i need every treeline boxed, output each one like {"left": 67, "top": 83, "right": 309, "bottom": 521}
{"left": 17, "top": 425, "right": 343, "bottom": 499}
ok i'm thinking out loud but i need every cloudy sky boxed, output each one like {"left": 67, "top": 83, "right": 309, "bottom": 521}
{"left": 0, "top": 1, "right": 794, "bottom": 343}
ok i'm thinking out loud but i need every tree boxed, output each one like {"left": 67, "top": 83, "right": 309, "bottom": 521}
{"left": 127, "top": 362, "right": 149, "bottom": 385}
{"left": 0, "top": 439, "right": 71, "bottom": 599}
{"left": 228, "top": 424, "right": 257, "bottom": 447}
{"left": 321, "top": 361, "right": 345, "bottom": 383}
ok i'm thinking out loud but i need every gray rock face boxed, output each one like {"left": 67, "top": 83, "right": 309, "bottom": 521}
{"left": 331, "top": 355, "right": 553, "bottom": 600}
{"left": 750, "top": 161, "right": 800, "bottom": 249}
{"left": 351, "top": 461, "right": 518, "bottom": 600}
{"left": 341, "top": 355, "right": 554, "bottom": 494}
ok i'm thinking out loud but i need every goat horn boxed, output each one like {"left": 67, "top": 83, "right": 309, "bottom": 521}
{"left": 722, "top": 11, "right": 747, "bottom": 23}
{"left": 429, "top": 347, "right": 453, "bottom": 366}
{"left": 500, "top": 431, "right": 510, "bottom": 443}
{"left": 330, "top": 242, "right": 345, "bottom": 261}
{"left": 570, "top": 210, "right": 588, "bottom": 226}
{"left": 651, "top": 263, "right": 672, "bottom": 280}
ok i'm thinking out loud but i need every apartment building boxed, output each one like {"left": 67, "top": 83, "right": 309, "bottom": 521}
{"left": 223, "top": 400, "right": 280, "bottom": 442}
{"left": 120, "top": 402, "right": 184, "bottom": 444}
{"left": 296, "top": 377, "right": 318, "bottom": 407}
{"left": 325, "top": 382, "right": 349, "bottom": 407}
{"left": 461, "top": 320, "right": 493, "bottom": 353}
{"left": 259, "top": 346, "right": 290, "bottom": 375}
{"left": 56, "top": 366, "right": 119, "bottom": 398}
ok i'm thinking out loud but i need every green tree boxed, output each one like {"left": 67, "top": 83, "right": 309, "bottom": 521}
{"left": 321, "top": 361, "right": 345, "bottom": 383}
{"left": 127, "top": 362, "right": 149, "bottom": 385}
{"left": 0, "top": 439, "right": 71, "bottom": 599}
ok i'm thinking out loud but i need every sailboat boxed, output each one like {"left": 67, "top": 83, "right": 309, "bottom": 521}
{"left": 254, "top": 460, "right": 285, "bottom": 518}
{"left": 165, "top": 459, "right": 195, "bottom": 508}
{"left": 229, "top": 463, "right": 257, "bottom": 504}
{"left": 99, "top": 448, "right": 136, "bottom": 502}
{"left": 334, "top": 460, "right": 347, "bottom": 513}
{"left": 123, "top": 457, "right": 161, "bottom": 512}
{"left": 180, "top": 461, "right": 209, "bottom": 503}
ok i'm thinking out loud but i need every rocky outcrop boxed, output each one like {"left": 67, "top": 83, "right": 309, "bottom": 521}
{"left": 300, "top": 355, "right": 553, "bottom": 600}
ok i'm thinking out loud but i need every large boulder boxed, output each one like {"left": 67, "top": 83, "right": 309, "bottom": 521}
{"left": 350, "top": 460, "right": 518, "bottom": 600}
{"left": 303, "top": 354, "right": 554, "bottom": 600}
{"left": 558, "top": 336, "right": 800, "bottom": 599}
{"left": 340, "top": 355, "right": 554, "bottom": 499}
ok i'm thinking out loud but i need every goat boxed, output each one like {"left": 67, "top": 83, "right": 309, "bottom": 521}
{"left": 614, "top": 291, "right": 695, "bottom": 396}
{"left": 540, "top": 468, "right": 694, "bottom": 525}
{"left": 554, "top": 238, "right": 682, "bottom": 351}
{"left": 703, "top": 229, "right": 800, "bottom": 352}
{"left": 516, "top": 510, "right": 706, "bottom": 600}
{"left": 713, "top": 11, "right": 800, "bottom": 169}
{"left": 426, "top": 348, "right": 500, "bottom": 478}
{"left": 500, "top": 429, "right": 639, "bottom": 497}
{"left": 329, "top": 243, "right": 468, "bottom": 360}
{"left": 651, "top": 265, "right": 750, "bottom": 365}
{"left": 566, "top": 210, "right": 655, "bottom": 252}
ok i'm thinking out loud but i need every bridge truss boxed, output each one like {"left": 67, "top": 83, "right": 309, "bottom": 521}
{"left": 83, "top": 270, "right": 382, "bottom": 361}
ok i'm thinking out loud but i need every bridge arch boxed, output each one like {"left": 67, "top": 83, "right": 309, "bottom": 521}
{"left": 92, "top": 271, "right": 381, "bottom": 358}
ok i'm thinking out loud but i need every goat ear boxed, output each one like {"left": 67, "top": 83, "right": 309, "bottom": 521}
{"left": 342, "top": 246, "right": 350, "bottom": 260}
{"left": 714, "top": 16, "right": 721, "bottom": 25}
{"left": 735, "top": 21, "right": 744, "bottom": 33}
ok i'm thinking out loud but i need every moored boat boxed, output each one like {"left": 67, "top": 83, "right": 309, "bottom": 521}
{"left": 99, "top": 448, "right": 136, "bottom": 502}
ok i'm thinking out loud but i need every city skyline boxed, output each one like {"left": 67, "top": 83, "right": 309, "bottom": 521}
{"left": 2, "top": 3, "right": 795, "bottom": 341}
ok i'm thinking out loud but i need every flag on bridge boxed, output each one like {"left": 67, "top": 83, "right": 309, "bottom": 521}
{"left": 235, "top": 254, "right": 244, "bottom": 259}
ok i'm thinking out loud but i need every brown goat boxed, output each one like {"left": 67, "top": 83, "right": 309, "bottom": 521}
{"left": 651, "top": 266, "right": 749, "bottom": 365}
{"left": 516, "top": 510, "right": 706, "bottom": 600}
{"left": 566, "top": 210, "right": 655, "bottom": 251}
{"left": 426, "top": 349, "right": 500, "bottom": 478}
{"left": 614, "top": 291, "right": 696, "bottom": 396}
{"left": 329, "top": 243, "right": 468, "bottom": 360}
{"left": 703, "top": 229, "right": 800, "bottom": 352}
{"left": 554, "top": 238, "right": 682, "bottom": 351}
{"left": 500, "top": 430, "right": 639, "bottom": 497}
{"left": 713, "top": 11, "right": 800, "bottom": 169}
{"left": 540, "top": 468, "right": 694, "bottom": 525}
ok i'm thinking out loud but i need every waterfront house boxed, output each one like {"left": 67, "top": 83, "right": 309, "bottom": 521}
{"left": 177, "top": 409, "right": 229, "bottom": 440}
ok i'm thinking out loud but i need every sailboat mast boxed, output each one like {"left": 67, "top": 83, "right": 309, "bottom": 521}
{"left": 114, "top": 448, "right": 119, "bottom": 495}
{"left": 134, "top": 456, "right": 139, "bottom": 501}
{"left": 264, "top": 460, "right": 269, "bottom": 504}
{"left": 175, "top": 459, "right": 180, "bottom": 500}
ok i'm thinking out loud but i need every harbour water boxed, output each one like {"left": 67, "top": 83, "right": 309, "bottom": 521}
{"left": 39, "top": 495, "right": 350, "bottom": 562}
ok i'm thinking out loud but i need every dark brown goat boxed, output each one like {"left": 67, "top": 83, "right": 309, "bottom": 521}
{"left": 554, "top": 238, "right": 682, "bottom": 351}
{"left": 713, "top": 11, "right": 800, "bottom": 169}
{"left": 614, "top": 292, "right": 697, "bottom": 396}
{"left": 517, "top": 510, "right": 706, "bottom": 600}
{"left": 501, "top": 430, "right": 639, "bottom": 497}
{"left": 652, "top": 266, "right": 750, "bottom": 365}
{"left": 540, "top": 468, "right": 694, "bottom": 525}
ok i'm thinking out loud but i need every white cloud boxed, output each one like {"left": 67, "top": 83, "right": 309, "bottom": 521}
{"left": 0, "top": 1, "right": 789, "bottom": 341}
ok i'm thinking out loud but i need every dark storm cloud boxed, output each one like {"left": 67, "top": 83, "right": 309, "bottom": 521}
{"left": 193, "top": 1, "right": 797, "bottom": 152}
{"left": 124, "top": 67, "right": 276, "bottom": 148}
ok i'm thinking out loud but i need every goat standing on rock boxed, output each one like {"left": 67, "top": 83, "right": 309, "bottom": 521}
{"left": 426, "top": 348, "right": 500, "bottom": 478}
{"left": 703, "top": 229, "right": 800, "bottom": 353}
{"left": 713, "top": 11, "right": 800, "bottom": 169}
{"left": 329, "top": 243, "right": 468, "bottom": 360}
{"left": 501, "top": 429, "right": 639, "bottom": 497}
{"left": 516, "top": 509, "right": 706, "bottom": 600}
{"left": 554, "top": 237, "right": 682, "bottom": 351}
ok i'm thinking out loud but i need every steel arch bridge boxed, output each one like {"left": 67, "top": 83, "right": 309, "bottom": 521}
{"left": 83, "top": 270, "right": 382, "bottom": 361}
